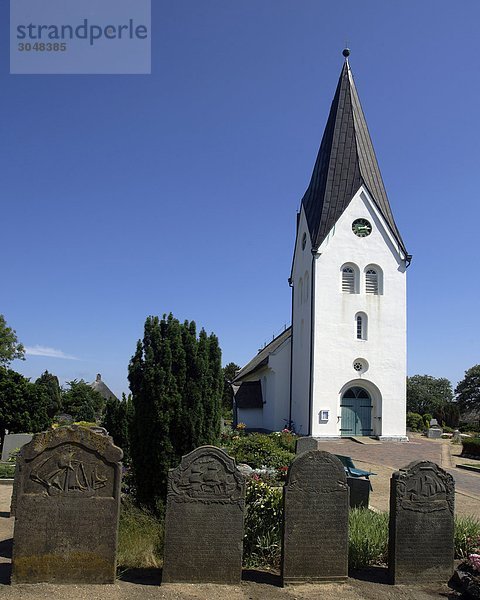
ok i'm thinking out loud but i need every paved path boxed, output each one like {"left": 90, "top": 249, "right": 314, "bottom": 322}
{"left": 316, "top": 434, "right": 480, "bottom": 515}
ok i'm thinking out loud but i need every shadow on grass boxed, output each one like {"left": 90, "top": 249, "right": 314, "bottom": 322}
{"left": 242, "top": 569, "right": 281, "bottom": 587}
{"left": 117, "top": 567, "right": 162, "bottom": 586}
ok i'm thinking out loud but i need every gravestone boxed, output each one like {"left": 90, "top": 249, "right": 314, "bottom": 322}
{"left": 427, "top": 427, "right": 443, "bottom": 439}
{"left": 347, "top": 477, "right": 370, "bottom": 509}
{"left": 295, "top": 436, "right": 318, "bottom": 454}
{"left": 389, "top": 460, "right": 455, "bottom": 584}
{"left": 282, "top": 450, "right": 348, "bottom": 584}
{"left": 162, "top": 446, "right": 245, "bottom": 584}
{"left": 453, "top": 429, "right": 462, "bottom": 444}
{"left": 11, "top": 426, "right": 123, "bottom": 584}
{"left": 1, "top": 433, "right": 33, "bottom": 462}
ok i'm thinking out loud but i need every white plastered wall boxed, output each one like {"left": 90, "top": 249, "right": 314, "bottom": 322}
{"left": 290, "top": 207, "right": 313, "bottom": 435}
{"left": 236, "top": 336, "right": 292, "bottom": 432}
{"left": 311, "top": 186, "right": 407, "bottom": 439}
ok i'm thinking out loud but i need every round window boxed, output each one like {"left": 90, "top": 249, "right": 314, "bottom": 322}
{"left": 352, "top": 358, "right": 369, "bottom": 373}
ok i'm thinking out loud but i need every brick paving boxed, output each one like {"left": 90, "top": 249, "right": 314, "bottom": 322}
{"left": 316, "top": 433, "right": 480, "bottom": 516}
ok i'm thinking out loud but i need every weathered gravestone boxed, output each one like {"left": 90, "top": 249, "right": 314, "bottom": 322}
{"left": 162, "top": 446, "right": 245, "bottom": 584}
{"left": 11, "top": 426, "right": 123, "bottom": 584}
{"left": 389, "top": 460, "right": 455, "bottom": 584}
{"left": 295, "top": 436, "right": 319, "bottom": 455}
{"left": 282, "top": 450, "right": 349, "bottom": 584}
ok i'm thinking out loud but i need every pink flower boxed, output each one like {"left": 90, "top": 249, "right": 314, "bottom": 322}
{"left": 468, "top": 553, "right": 480, "bottom": 572}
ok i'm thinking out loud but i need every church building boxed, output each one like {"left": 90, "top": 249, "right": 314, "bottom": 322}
{"left": 233, "top": 51, "right": 411, "bottom": 440}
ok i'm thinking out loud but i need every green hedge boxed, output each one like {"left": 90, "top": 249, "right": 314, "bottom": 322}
{"left": 461, "top": 437, "right": 480, "bottom": 457}
{"left": 406, "top": 412, "right": 424, "bottom": 432}
{"left": 223, "top": 433, "right": 295, "bottom": 470}
{"left": 0, "top": 463, "right": 15, "bottom": 478}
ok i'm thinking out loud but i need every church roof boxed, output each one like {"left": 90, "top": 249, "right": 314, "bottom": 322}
{"left": 301, "top": 55, "right": 407, "bottom": 255}
{"left": 233, "top": 327, "right": 291, "bottom": 382}
{"left": 233, "top": 381, "right": 263, "bottom": 409}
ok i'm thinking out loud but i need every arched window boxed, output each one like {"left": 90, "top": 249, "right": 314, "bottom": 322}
{"left": 365, "top": 265, "right": 383, "bottom": 295}
{"left": 366, "top": 269, "right": 378, "bottom": 294}
{"left": 342, "top": 267, "right": 354, "bottom": 293}
{"left": 355, "top": 312, "right": 368, "bottom": 340}
{"left": 304, "top": 271, "right": 309, "bottom": 302}
{"left": 299, "top": 278, "right": 303, "bottom": 304}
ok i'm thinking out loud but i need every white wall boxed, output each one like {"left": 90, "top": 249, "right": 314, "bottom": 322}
{"left": 267, "top": 336, "right": 291, "bottom": 431}
{"left": 311, "top": 186, "right": 407, "bottom": 439}
{"left": 290, "top": 207, "right": 313, "bottom": 435}
{"left": 237, "top": 407, "right": 263, "bottom": 430}
{"left": 237, "top": 336, "right": 292, "bottom": 432}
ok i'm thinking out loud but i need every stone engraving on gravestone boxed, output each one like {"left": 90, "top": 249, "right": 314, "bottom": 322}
{"left": 295, "top": 436, "right": 318, "bottom": 454}
{"left": 11, "top": 426, "right": 123, "bottom": 584}
{"left": 162, "top": 446, "right": 246, "bottom": 584}
{"left": 282, "top": 450, "right": 349, "bottom": 584}
{"left": 389, "top": 460, "right": 455, "bottom": 584}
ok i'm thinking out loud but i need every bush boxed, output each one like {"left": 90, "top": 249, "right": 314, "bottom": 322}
{"left": 7, "top": 447, "right": 20, "bottom": 463}
{"left": 243, "top": 479, "right": 282, "bottom": 568}
{"left": 462, "top": 438, "right": 480, "bottom": 458}
{"left": 423, "top": 413, "right": 433, "bottom": 429}
{"left": 0, "top": 463, "right": 15, "bottom": 478}
{"left": 348, "top": 509, "right": 389, "bottom": 570}
{"left": 117, "top": 500, "right": 164, "bottom": 569}
{"left": 224, "top": 433, "right": 294, "bottom": 470}
{"left": 406, "top": 412, "right": 424, "bottom": 432}
{"left": 272, "top": 430, "right": 297, "bottom": 453}
{"left": 454, "top": 515, "right": 480, "bottom": 560}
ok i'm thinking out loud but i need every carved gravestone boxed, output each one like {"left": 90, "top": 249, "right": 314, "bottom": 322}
{"left": 162, "top": 446, "right": 245, "bottom": 584}
{"left": 11, "top": 426, "right": 123, "bottom": 584}
{"left": 389, "top": 460, "right": 455, "bottom": 584}
{"left": 282, "top": 450, "right": 349, "bottom": 584}
{"left": 295, "top": 436, "right": 318, "bottom": 454}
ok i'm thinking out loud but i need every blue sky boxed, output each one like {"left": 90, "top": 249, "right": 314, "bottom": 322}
{"left": 2, "top": 1, "right": 480, "bottom": 398}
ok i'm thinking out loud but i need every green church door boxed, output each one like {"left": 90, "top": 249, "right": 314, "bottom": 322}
{"left": 340, "top": 387, "right": 373, "bottom": 436}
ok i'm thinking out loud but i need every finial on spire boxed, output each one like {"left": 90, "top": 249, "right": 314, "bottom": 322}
{"left": 342, "top": 47, "right": 350, "bottom": 59}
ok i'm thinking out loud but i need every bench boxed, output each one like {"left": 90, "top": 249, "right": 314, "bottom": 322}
{"left": 334, "top": 454, "right": 376, "bottom": 479}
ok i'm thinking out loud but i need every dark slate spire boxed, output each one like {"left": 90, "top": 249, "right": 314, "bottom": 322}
{"left": 301, "top": 54, "right": 407, "bottom": 255}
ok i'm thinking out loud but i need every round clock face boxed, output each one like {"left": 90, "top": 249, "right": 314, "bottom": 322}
{"left": 352, "top": 218, "right": 372, "bottom": 238}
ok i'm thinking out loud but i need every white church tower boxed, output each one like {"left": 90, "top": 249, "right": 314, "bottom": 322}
{"left": 234, "top": 50, "right": 410, "bottom": 440}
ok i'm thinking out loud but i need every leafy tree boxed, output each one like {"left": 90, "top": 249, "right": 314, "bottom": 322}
{"left": 222, "top": 362, "right": 240, "bottom": 416}
{"left": 0, "top": 367, "right": 51, "bottom": 448}
{"left": 128, "top": 314, "right": 223, "bottom": 508}
{"left": 455, "top": 365, "right": 480, "bottom": 414}
{"left": 102, "top": 393, "right": 132, "bottom": 461}
{"left": 35, "top": 370, "right": 62, "bottom": 417}
{"left": 61, "top": 379, "right": 105, "bottom": 422}
{"left": 406, "top": 375, "right": 453, "bottom": 416}
{"left": 0, "top": 315, "right": 25, "bottom": 366}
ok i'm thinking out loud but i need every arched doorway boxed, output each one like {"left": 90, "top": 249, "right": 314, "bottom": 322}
{"left": 340, "top": 387, "right": 373, "bottom": 436}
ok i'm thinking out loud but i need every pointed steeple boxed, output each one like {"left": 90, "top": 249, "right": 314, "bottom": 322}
{"left": 302, "top": 51, "right": 407, "bottom": 255}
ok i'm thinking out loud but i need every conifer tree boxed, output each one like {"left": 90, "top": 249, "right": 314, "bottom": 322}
{"left": 102, "top": 393, "right": 132, "bottom": 461}
{"left": 35, "top": 371, "right": 62, "bottom": 417}
{"left": 128, "top": 314, "right": 223, "bottom": 509}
